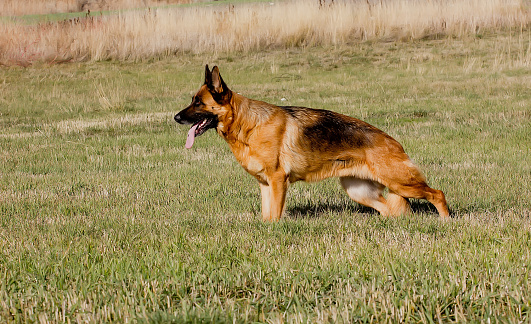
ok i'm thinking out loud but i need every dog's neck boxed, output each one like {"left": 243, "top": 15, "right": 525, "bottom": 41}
{"left": 217, "top": 91, "right": 276, "bottom": 145}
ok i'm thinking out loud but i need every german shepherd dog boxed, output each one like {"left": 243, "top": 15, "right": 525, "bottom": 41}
{"left": 175, "top": 65, "right": 450, "bottom": 221}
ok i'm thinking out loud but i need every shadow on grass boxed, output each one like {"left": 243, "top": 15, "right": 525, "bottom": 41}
{"left": 287, "top": 200, "right": 448, "bottom": 219}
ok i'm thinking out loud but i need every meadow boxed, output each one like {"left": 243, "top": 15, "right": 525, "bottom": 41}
{"left": 1, "top": 0, "right": 531, "bottom": 323}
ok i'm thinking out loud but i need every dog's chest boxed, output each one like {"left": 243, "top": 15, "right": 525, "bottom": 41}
{"left": 229, "top": 143, "right": 267, "bottom": 180}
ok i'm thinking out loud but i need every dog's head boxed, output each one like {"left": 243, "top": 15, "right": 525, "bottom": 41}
{"left": 174, "top": 65, "right": 232, "bottom": 148}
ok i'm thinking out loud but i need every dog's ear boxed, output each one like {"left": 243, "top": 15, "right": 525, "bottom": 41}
{"left": 210, "top": 66, "right": 228, "bottom": 94}
{"left": 204, "top": 64, "right": 211, "bottom": 85}
{"left": 206, "top": 66, "right": 231, "bottom": 103}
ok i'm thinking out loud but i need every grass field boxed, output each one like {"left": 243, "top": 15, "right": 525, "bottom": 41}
{"left": 1, "top": 6, "right": 531, "bottom": 322}
{"left": 1, "top": 34, "right": 530, "bottom": 322}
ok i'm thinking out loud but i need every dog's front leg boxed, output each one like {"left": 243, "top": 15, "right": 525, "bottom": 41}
{"left": 259, "top": 182, "right": 272, "bottom": 221}
{"left": 259, "top": 173, "right": 288, "bottom": 222}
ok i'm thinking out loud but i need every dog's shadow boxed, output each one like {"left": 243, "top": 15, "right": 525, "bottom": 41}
{"left": 287, "top": 200, "right": 443, "bottom": 219}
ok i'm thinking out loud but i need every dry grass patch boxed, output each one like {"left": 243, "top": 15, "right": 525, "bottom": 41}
{"left": 0, "top": 0, "right": 192, "bottom": 16}
{"left": 1, "top": 0, "right": 529, "bottom": 65}
{"left": 54, "top": 112, "right": 171, "bottom": 134}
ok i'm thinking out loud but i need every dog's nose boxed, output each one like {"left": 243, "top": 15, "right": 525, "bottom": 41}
{"left": 174, "top": 114, "right": 181, "bottom": 123}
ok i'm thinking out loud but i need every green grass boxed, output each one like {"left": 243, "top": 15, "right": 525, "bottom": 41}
{"left": 1, "top": 33, "right": 530, "bottom": 322}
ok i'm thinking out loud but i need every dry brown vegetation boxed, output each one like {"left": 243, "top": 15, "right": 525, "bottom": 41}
{"left": 0, "top": 0, "right": 192, "bottom": 16}
{"left": 0, "top": 0, "right": 530, "bottom": 66}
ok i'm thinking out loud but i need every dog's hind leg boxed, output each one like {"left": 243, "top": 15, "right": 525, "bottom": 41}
{"left": 373, "top": 159, "right": 450, "bottom": 218}
{"left": 388, "top": 182, "right": 449, "bottom": 218}
{"left": 339, "top": 177, "right": 392, "bottom": 216}
{"left": 386, "top": 191, "right": 411, "bottom": 216}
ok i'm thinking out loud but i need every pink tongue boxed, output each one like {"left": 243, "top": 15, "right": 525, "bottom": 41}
{"left": 185, "top": 124, "right": 198, "bottom": 149}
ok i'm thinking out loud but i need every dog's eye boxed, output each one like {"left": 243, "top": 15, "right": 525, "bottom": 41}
{"left": 192, "top": 97, "right": 203, "bottom": 106}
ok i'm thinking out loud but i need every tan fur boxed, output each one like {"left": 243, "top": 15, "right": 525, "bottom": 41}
{"left": 175, "top": 66, "right": 450, "bottom": 221}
